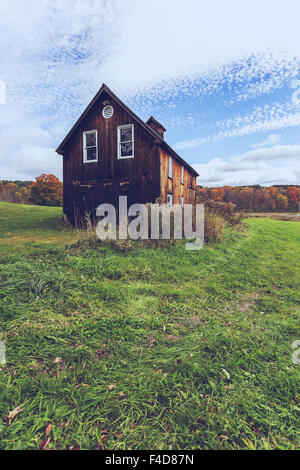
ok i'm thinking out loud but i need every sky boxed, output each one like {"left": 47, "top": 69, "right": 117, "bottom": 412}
{"left": 0, "top": 0, "right": 300, "bottom": 186}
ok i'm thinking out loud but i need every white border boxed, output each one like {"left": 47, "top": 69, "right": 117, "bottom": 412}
{"left": 117, "top": 124, "right": 134, "bottom": 159}
{"left": 83, "top": 130, "right": 98, "bottom": 163}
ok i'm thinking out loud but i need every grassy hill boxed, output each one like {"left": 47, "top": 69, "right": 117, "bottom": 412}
{"left": 0, "top": 202, "right": 299, "bottom": 449}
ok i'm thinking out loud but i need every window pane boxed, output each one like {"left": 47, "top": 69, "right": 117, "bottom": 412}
{"left": 120, "top": 127, "right": 132, "bottom": 142}
{"left": 86, "top": 147, "right": 96, "bottom": 161}
{"left": 120, "top": 142, "right": 133, "bottom": 157}
{"left": 168, "top": 156, "right": 172, "bottom": 177}
{"left": 86, "top": 133, "right": 96, "bottom": 147}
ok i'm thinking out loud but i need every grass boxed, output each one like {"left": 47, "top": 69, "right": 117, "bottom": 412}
{"left": 0, "top": 201, "right": 299, "bottom": 450}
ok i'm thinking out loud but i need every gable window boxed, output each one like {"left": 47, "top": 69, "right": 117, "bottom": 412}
{"left": 118, "top": 124, "right": 134, "bottom": 159}
{"left": 181, "top": 165, "right": 184, "bottom": 184}
{"left": 83, "top": 130, "right": 98, "bottom": 163}
{"left": 180, "top": 196, "right": 184, "bottom": 207}
{"left": 102, "top": 105, "right": 114, "bottom": 119}
{"left": 167, "top": 194, "right": 173, "bottom": 207}
{"left": 168, "top": 156, "right": 173, "bottom": 178}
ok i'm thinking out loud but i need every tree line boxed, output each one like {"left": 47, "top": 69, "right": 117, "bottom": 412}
{"left": 0, "top": 176, "right": 299, "bottom": 212}
{"left": 0, "top": 174, "right": 63, "bottom": 206}
{"left": 196, "top": 185, "right": 300, "bottom": 212}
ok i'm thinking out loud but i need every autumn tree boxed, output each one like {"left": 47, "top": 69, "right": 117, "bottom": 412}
{"left": 28, "top": 174, "right": 63, "bottom": 206}
{"left": 274, "top": 193, "right": 288, "bottom": 211}
{"left": 196, "top": 187, "right": 209, "bottom": 203}
{"left": 287, "top": 187, "right": 299, "bottom": 211}
{"left": 210, "top": 187, "right": 225, "bottom": 202}
{"left": 238, "top": 187, "right": 254, "bottom": 210}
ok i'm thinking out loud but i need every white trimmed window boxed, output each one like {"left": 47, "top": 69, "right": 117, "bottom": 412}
{"left": 168, "top": 156, "right": 173, "bottom": 178}
{"left": 83, "top": 130, "right": 98, "bottom": 163}
{"left": 180, "top": 196, "right": 184, "bottom": 207}
{"left": 118, "top": 124, "right": 134, "bottom": 159}
{"left": 181, "top": 165, "right": 184, "bottom": 184}
{"left": 167, "top": 194, "right": 173, "bottom": 207}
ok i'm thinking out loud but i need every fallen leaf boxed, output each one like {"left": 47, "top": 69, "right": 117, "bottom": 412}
{"left": 119, "top": 392, "right": 126, "bottom": 399}
{"left": 45, "top": 423, "right": 53, "bottom": 436}
{"left": 39, "top": 437, "right": 51, "bottom": 449}
{"left": 107, "top": 384, "right": 115, "bottom": 391}
{"left": 8, "top": 406, "right": 23, "bottom": 425}
{"left": 101, "top": 428, "right": 108, "bottom": 442}
{"left": 147, "top": 335, "right": 157, "bottom": 348}
{"left": 95, "top": 349, "right": 109, "bottom": 360}
{"left": 250, "top": 423, "right": 260, "bottom": 436}
{"left": 53, "top": 357, "right": 63, "bottom": 364}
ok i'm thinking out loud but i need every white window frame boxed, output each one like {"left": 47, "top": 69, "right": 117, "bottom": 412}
{"left": 168, "top": 156, "right": 173, "bottom": 178}
{"left": 181, "top": 165, "right": 184, "bottom": 184}
{"left": 180, "top": 196, "right": 184, "bottom": 207}
{"left": 83, "top": 130, "right": 98, "bottom": 163}
{"left": 167, "top": 194, "right": 173, "bottom": 207}
{"left": 117, "top": 124, "right": 134, "bottom": 159}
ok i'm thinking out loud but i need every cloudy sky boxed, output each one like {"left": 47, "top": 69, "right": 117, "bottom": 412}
{"left": 0, "top": 0, "right": 300, "bottom": 186}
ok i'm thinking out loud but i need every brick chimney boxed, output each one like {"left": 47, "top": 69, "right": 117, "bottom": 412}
{"left": 146, "top": 116, "right": 166, "bottom": 139}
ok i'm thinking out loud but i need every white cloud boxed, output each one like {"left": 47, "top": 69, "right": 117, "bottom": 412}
{"left": 195, "top": 144, "right": 300, "bottom": 186}
{"left": 251, "top": 134, "right": 280, "bottom": 148}
{"left": 0, "top": 118, "right": 61, "bottom": 180}
{"left": 0, "top": 0, "right": 300, "bottom": 180}
{"left": 174, "top": 102, "right": 300, "bottom": 150}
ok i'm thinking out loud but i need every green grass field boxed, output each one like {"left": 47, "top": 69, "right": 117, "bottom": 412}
{"left": 0, "top": 201, "right": 299, "bottom": 450}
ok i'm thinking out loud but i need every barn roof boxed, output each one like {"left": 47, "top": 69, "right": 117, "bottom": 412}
{"left": 55, "top": 83, "right": 198, "bottom": 177}
{"left": 146, "top": 116, "right": 167, "bottom": 132}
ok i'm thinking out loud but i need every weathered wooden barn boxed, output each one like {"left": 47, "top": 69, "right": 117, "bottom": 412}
{"left": 56, "top": 83, "right": 199, "bottom": 225}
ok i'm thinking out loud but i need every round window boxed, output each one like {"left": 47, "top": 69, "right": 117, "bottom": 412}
{"left": 102, "top": 105, "right": 114, "bottom": 119}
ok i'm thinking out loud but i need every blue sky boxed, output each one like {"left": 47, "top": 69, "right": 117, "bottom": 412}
{"left": 0, "top": 0, "right": 300, "bottom": 185}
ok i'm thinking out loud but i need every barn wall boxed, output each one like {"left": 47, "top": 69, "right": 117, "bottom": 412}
{"left": 62, "top": 90, "right": 161, "bottom": 224}
{"left": 159, "top": 149, "right": 196, "bottom": 205}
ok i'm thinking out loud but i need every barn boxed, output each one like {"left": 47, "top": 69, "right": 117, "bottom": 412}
{"left": 56, "top": 84, "right": 199, "bottom": 225}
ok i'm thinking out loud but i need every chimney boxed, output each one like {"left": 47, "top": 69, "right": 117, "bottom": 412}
{"left": 146, "top": 116, "right": 166, "bottom": 139}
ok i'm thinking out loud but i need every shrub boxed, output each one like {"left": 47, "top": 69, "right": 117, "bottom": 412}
{"left": 204, "top": 211, "right": 226, "bottom": 243}
{"left": 204, "top": 199, "right": 244, "bottom": 225}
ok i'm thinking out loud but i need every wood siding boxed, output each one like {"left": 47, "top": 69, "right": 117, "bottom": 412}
{"left": 62, "top": 90, "right": 161, "bottom": 224}
{"left": 159, "top": 148, "right": 196, "bottom": 205}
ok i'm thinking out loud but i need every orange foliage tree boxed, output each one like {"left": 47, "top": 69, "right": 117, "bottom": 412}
{"left": 211, "top": 187, "right": 225, "bottom": 201}
{"left": 28, "top": 174, "right": 63, "bottom": 206}
{"left": 196, "top": 185, "right": 299, "bottom": 212}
